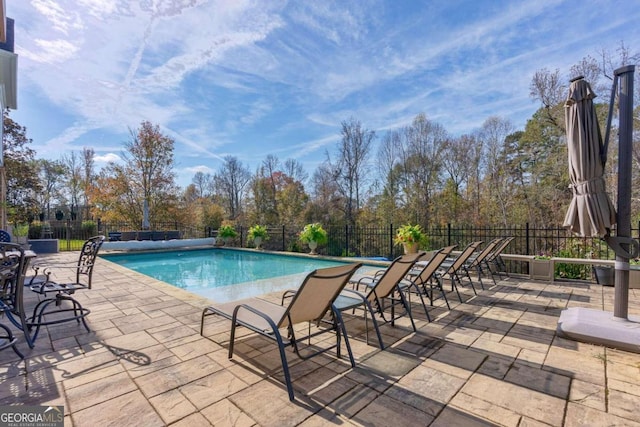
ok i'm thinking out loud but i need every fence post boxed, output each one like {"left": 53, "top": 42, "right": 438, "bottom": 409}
{"left": 282, "top": 225, "right": 285, "bottom": 252}
{"left": 526, "top": 222, "right": 530, "bottom": 255}
{"left": 447, "top": 223, "right": 451, "bottom": 246}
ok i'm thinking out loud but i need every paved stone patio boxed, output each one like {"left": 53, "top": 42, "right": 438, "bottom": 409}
{"left": 1, "top": 250, "right": 639, "bottom": 426}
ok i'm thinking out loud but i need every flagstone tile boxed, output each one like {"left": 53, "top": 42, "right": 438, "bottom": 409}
{"left": 72, "top": 390, "right": 164, "bottom": 427}
{"left": 565, "top": 401, "right": 640, "bottom": 427}
{"left": 460, "top": 374, "right": 565, "bottom": 425}
{"left": 448, "top": 391, "right": 521, "bottom": 427}
{"left": 149, "top": 389, "right": 196, "bottom": 424}
{"left": 200, "top": 399, "right": 256, "bottom": 427}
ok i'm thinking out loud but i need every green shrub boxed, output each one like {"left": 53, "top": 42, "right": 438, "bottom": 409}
{"left": 81, "top": 220, "right": 97, "bottom": 236}
{"left": 554, "top": 243, "right": 589, "bottom": 280}
{"left": 28, "top": 221, "right": 43, "bottom": 239}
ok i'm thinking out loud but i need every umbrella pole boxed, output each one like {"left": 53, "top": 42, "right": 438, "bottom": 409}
{"left": 613, "top": 65, "right": 636, "bottom": 320}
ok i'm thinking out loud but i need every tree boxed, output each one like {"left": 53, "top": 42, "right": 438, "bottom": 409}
{"left": 213, "top": 156, "right": 251, "bottom": 220}
{"left": 62, "top": 151, "right": 82, "bottom": 220}
{"left": 325, "top": 117, "right": 374, "bottom": 225}
{"left": 37, "top": 159, "right": 67, "bottom": 220}
{"left": 477, "top": 116, "right": 515, "bottom": 226}
{"left": 2, "top": 110, "right": 41, "bottom": 224}
{"left": 92, "top": 121, "right": 178, "bottom": 224}
{"left": 81, "top": 147, "right": 95, "bottom": 220}
{"left": 400, "top": 113, "right": 447, "bottom": 226}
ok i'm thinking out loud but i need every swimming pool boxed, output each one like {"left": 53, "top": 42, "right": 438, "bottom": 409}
{"left": 101, "top": 248, "right": 376, "bottom": 302}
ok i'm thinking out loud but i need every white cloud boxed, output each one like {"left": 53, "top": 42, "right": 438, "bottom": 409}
{"left": 94, "top": 153, "right": 122, "bottom": 163}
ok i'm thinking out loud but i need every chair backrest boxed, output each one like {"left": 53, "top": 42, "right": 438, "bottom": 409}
{"left": 0, "top": 243, "right": 26, "bottom": 312}
{"left": 367, "top": 252, "right": 423, "bottom": 301}
{"left": 446, "top": 241, "right": 483, "bottom": 273}
{"left": 0, "top": 230, "right": 11, "bottom": 243}
{"left": 76, "top": 235, "right": 106, "bottom": 288}
{"left": 467, "top": 238, "right": 502, "bottom": 268}
{"left": 486, "top": 236, "right": 514, "bottom": 261}
{"left": 414, "top": 246, "right": 456, "bottom": 283}
{"left": 280, "top": 262, "right": 362, "bottom": 328}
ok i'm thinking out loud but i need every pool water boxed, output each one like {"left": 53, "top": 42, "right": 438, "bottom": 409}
{"left": 101, "top": 248, "right": 371, "bottom": 302}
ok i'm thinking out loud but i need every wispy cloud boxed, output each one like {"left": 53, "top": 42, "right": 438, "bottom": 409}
{"left": 8, "top": 0, "right": 640, "bottom": 187}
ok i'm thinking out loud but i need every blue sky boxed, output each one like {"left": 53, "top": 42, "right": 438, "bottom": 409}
{"left": 7, "top": 0, "right": 640, "bottom": 188}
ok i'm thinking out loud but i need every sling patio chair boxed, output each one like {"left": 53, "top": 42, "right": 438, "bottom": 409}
{"left": 402, "top": 245, "right": 457, "bottom": 314}
{"left": 438, "top": 241, "right": 484, "bottom": 302}
{"left": 25, "top": 235, "right": 105, "bottom": 346}
{"left": 200, "top": 262, "right": 362, "bottom": 401}
{"left": 463, "top": 238, "right": 503, "bottom": 289}
{"left": 334, "top": 252, "right": 423, "bottom": 350}
{"left": 484, "top": 236, "right": 514, "bottom": 279}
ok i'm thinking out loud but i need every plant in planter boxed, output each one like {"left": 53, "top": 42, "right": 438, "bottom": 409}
{"left": 395, "top": 224, "right": 425, "bottom": 254}
{"left": 299, "top": 223, "right": 328, "bottom": 255}
{"left": 248, "top": 225, "right": 268, "bottom": 249}
{"left": 217, "top": 224, "right": 237, "bottom": 246}
{"left": 12, "top": 224, "right": 30, "bottom": 248}
{"left": 531, "top": 253, "right": 553, "bottom": 280}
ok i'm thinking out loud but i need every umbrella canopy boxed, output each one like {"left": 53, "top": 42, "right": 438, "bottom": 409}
{"left": 142, "top": 199, "right": 150, "bottom": 230}
{"left": 562, "top": 78, "right": 616, "bottom": 238}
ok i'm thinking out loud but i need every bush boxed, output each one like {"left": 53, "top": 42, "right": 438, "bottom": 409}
{"left": 81, "top": 220, "right": 97, "bottom": 236}
{"left": 555, "top": 246, "right": 589, "bottom": 280}
{"left": 28, "top": 221, "right": 43, "bottom": 239}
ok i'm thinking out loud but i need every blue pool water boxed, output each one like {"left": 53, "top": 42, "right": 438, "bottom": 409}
{"left": 101, "top": 248, "right": 372, "bottom": 302}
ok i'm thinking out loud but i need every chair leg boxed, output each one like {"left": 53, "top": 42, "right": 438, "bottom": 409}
{"left": 0, "top": 323, "right": 23, "bottom": 359}
{"left": 448, "top": 274, "right": 464, "bottom": 302}
{"left": 412, "top": 283, "right": 431, "bottom": 322}
{"left": 332, "top": 308, "right": 355, "bottom": 367}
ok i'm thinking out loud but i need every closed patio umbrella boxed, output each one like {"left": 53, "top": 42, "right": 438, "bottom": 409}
{"left": 562, "top": 77, "right": 616, "bottom": 238}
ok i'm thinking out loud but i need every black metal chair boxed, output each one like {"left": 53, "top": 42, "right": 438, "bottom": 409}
{"left": 0, "top": 243, "right": 27, "bottom": 358}
{"left": 26, "top": 235, "right": 105, "bottom": 345}
{"left": 0, "top": 230, "right": 11, "bottom": 242}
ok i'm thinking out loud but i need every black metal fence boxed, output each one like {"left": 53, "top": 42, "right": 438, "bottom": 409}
{"left": 28, "top": 220, "right": 640, "bottom": 260}
{"left": 222, "top": 223, "right": 640, "bottom": 261}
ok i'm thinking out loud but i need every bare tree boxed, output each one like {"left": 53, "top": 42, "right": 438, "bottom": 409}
{"left": 81, "top": 147, "right": 95, "bottom": 220}
{"left": 283, "top": 158, "right": 308, "bottom": 184}
{"left": 326, "top": 117, "right": 374, "bottom": 225}
{"left": 213, "top": 156, "right": 251, "bottom": 220}
{"left": 192, "top": 171, "right": 213, "bottom": 198}
{"left": 61, "top": 151, "right": 82, "bottom": 219}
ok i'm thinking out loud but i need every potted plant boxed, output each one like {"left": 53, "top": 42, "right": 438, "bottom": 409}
{"left": 12, "top": 223, "right": 30, "bottom": 248}
{"left": 248, "top": 225, "right": 268, "bottom": 249}
{"left": 395, "top": 224, "right": 424, "bottom": 254}
{"left": 299, "top": 223, "right": 328, "bottom": 255}
{"left": 217, "top": 224, "right": 237, "bottom": 246}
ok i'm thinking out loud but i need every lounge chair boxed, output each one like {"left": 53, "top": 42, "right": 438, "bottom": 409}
{"left": 334, "top": 252, "right": 423, "bottom": 350}
{"left": 484, "top": 236, "right": 514, "bottom": 278}
{"left": 438, "top": 241, "right": 483, "bottom": 302}
{"left": 200, "top": 262, "right": 362, "bottom": 401}
{"left": 464, "top": 238, "right": 503, "bottom": 289}
{"left": 25, "top": 235, "right": 105, "bottom": 346}
{"left": 402, "top": 245, "right": 457, "bottom": 313}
